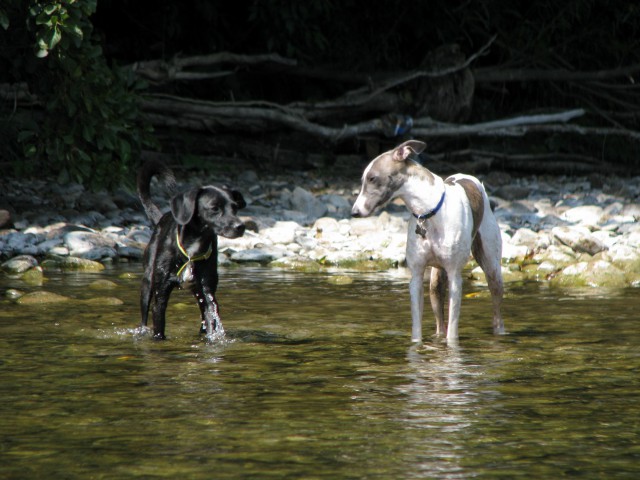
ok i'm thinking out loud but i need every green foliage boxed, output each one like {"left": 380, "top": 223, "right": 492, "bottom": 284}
{"left": 0, "top": 1, "right": 155, "bottom": 189}
{"left": 29, "top": 0, "right": 95, "bottom": 58}
{"left": 0, "top": 9, "right": 8, "bottom": 30}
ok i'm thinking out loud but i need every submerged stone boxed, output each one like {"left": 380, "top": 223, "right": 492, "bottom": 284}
{"left": 5, "top": 289, "right": 24, "bottom": 300}
{"left": 89, "top": 279, "right": 118, "bottom": 289}
{"left": 118, "top": 272, "right": 138, "bottom": 280}
{"left": 326, "top": 275, "right": 354, "bottom": 285}
{"left": 80, "top": 296, "right": 124, "bottom": 306}
{"left": 21, "top": 266, "right": 44, "bottom": 286}
{"left": 16, "top": 291, "right": 70, "bottom": 305}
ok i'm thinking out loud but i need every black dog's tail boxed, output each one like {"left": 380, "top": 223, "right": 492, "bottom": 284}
{"left": 136, "top": 160, "right": 177, "bottom": 225}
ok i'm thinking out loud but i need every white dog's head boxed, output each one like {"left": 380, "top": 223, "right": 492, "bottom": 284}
{"left": 351, "top": 140, "right": 426, "bottom": 217}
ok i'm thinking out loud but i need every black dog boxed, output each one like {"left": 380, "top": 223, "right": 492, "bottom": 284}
{"left": 137, "top": 161, "right": 246, "bottom": 339}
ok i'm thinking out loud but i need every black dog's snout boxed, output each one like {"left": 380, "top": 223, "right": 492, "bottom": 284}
{"left": 221, "top": 222, "right": 245, "bottom": 239}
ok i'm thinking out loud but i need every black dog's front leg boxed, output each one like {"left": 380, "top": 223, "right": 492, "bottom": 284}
{"left": 192, "top": 260, "right": 221, "bottom": 336}
{"left": 195, "top": 289, "right": 221, "bottom": 335}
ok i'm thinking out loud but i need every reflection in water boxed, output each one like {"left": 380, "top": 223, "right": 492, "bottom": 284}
{"left": 399, "top": 344, "right": 483, "bottom": 478}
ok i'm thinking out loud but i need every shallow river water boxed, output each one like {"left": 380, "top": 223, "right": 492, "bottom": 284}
{"left": 1, "top": 265, "right": 640, "bottom": 479}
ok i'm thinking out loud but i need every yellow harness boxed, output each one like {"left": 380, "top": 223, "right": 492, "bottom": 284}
{"left": 176, "top": 231, "right": 213, "bottom": 278}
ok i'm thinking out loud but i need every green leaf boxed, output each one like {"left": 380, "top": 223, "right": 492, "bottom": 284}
{"left": 118, "top": 139, "right": 131, "bottom": 161}
{"left": 68, "top": 24, "right": 83, "bottom": 47}
{"left": 46, "top": 27, "right": 62, "bottom": 50}
{"left": 35, "top": 12, "right": 52, "bottom": 26}
{"left": 102, "top": 133, "right": 114, "bottom": 150}
{"left": 35, "top": 46, "right": 49, "bottom": 58}
{"left": 24, "top": 144, "right": 37, "bottom": 157}
{"left": 82, "top": 124, "right": 94, "bottom": 143}
{"left": 77, "top": 149, "right": 92, "bottom": 164}
{"left": 70, "top": 24, "right": 83, "bottom": 38}
{"left": 83, "top": 95, "right": 93, "bottom": 113}
{"left": 0, "top": 11, "right": 9, "bottom": 30}
{"left": 43, "top": 4, "right": 58, "bottom": 16}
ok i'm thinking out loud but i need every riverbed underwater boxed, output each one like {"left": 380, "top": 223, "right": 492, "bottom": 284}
{"left": 1, "top": 265, "right": 639, "bottom": 479}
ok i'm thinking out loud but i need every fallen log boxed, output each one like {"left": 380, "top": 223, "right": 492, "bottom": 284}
{"left": 143, "top": 94, "right": 625, "bottom": 143}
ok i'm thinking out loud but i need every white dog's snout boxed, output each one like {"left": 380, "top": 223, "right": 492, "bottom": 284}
{"left": 351, "top": 194, "right": 367, "bottom": 217}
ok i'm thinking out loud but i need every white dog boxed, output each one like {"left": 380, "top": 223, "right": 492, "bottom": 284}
{"left": 351, "top": 140, "right": 505, "bottom": 342}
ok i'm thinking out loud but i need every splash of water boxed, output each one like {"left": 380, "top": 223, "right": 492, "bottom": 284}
{"left": 204, "top": 297, "right": 226, "bottom": 343}
{"left": 131, "top": 325, "right": 152, "bottom": 339}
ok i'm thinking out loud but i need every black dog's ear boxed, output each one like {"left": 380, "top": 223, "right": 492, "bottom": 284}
{"left": 231, "top": 190, "right": 246, "bottom": 209}
{"left": 222, "top": 186, "right": 246, "bottom": 209}
{"left": 170, "top": 187, "right": 200, "bottom": 225}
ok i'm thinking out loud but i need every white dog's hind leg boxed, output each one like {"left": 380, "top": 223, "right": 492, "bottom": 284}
{"left": 472, "top": 232, "right": 505, "bottom": 334}
{"left": 446, "top": 271, "right": 463, "bottom": 341}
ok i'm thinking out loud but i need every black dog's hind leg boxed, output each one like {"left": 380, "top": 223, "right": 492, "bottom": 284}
{"left": 140, "top": 238, "right": 161, "bottom": 332}
{"left": 150, "top": 275, "right": 176, "bottom": 340}
{"left": 140, "top": 275, "right": 152, "bottom": 328}
{"left": 140, "top": 256, "right": 156, "bottom": 330}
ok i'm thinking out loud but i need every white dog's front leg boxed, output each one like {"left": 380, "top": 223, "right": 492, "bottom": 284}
{"left": 446, "top": 273, "right": 463, "bottom": 341}
{"left": 409, "top": 269, "right": 426, "bottom": 342}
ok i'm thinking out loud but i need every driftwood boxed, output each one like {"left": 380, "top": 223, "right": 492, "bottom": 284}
{"left": 128, "top": 52, "right": 297, "bottom": 84}
{"left": 129, "top": 42, "right": 640, "bottom": 156}
{"left": 427, "top": 149, "right": 626, "bottom": 175}
{"left": 142, "top": 94, "right": 619, "bottom": 143}
{"left": 5, "top": 41, "right": 640, "bottom": 173}
{"left": 474, "top": 62, "right": 640, "bottom": 84}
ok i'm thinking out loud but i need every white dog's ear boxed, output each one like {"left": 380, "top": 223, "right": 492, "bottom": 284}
{"left": 392, "top": 140, "right": 426, "bottom": 162}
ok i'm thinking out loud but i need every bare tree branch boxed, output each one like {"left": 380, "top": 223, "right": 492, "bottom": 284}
{"left": 412, "top": 109, "right": 587, "bottom": 135}
{"left": 128, "top": 52, "right": 297, "bottom": 84}
{"left": 475, "top": 62, "right": 640, "bottom": 84}
{"left": 291, "top": 35, "right": 497, "bottom": 112}
{"left": 359, "top": 34, "right": 496, "bottom": 103}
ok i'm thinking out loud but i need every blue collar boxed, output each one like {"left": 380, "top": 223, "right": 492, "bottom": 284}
{"left": 413, "top": 190, "right": 446, "bottom": 221}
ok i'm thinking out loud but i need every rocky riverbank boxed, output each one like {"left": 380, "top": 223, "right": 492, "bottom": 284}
{"left": 2, "top": 169, "right": 640, "bottom": 289}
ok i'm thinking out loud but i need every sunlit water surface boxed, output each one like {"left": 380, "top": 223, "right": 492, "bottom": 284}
{"left": 1, "top": 265, "right": 639, "bottom": 479}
